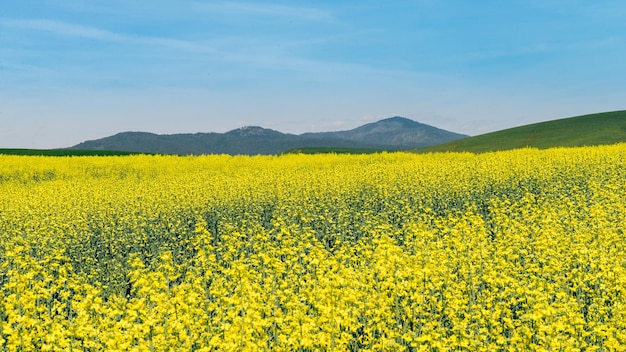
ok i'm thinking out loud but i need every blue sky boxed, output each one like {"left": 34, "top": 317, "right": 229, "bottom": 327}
{"left": 1, "top": 1, "right": 625, "bottom": 148}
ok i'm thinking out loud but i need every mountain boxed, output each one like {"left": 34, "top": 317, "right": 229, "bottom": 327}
{"left": 302, "top": 117, "right": 467, "bottom": 149}
{"left": 415, "top": 110, "right": 626, "bottom": 153}
{"left": 68, "top": 117, "right": 467, "bottom": 155}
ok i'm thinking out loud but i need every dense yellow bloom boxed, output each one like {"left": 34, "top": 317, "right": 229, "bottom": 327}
{"left": 1, "top": 145, "right": 626, "bottom": 350}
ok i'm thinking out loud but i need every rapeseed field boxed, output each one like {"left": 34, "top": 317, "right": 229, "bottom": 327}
{"left": 1, "top": 145, "right": 625, "bottom": 351}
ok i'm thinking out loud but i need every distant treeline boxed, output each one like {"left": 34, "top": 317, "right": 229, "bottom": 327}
{"left": 0, "top": 149, "right": 148, "bottom": 156}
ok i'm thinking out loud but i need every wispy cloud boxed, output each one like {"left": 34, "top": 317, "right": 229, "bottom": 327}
{"left": 195, "top": 1, "right": 333, "bottom": 21}
{"left": 0, "top": 18, "right": 217, "bottom": 53}
{"left": 532, "top": 1, "right": 626, "bottom": 20}
{"left": 1, "top": 18, "right": 122, "bottom": 40}
{"left": 0, "top": 15, "right": 429, "bottom": 88}
{"left": 448, "top": 37, "right": 620, "bottom": 65}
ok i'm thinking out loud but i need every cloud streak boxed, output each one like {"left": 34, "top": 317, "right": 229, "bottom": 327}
{"left": 0, "top": 18, "right": 217, "bottom": 53}
{"left": 195, "top": 1, "right": 333, "bottom": 21}
{"left": 1, "top": 18, "right": 421, "bottom": 83}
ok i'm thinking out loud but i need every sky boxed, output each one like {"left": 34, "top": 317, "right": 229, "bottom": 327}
{"left": 1, "top": 1, "right": 625, "bottom": 148}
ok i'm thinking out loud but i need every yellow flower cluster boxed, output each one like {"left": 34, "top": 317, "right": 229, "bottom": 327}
{"left": 1, "top": 145, "right": 626, "bottom": 351}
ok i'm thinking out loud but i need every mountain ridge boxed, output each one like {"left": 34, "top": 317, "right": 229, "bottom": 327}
{"left": 69, "top": 117, "right": 467, "bottom": 155}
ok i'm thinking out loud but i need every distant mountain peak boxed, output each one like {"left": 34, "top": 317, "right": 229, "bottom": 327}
{"left": 226, "top": 126, "right": 284, "bottom": 137}
{"left": 379, "top": 116, "right": 414, "bottom": 122}
{"left": 374, "top": 116, "right": 425, "bottom": 126}
{"left": 349, "top": 116, "right": 427, "bottom": 134}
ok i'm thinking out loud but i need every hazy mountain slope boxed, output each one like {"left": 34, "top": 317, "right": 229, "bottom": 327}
{"left": 304, "top": 117, "right": 468, "bottom": 148}
{"left": 70, "top": 117, "right": 468, "bottom": 155}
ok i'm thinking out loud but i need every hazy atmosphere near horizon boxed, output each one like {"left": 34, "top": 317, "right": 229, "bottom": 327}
{"left": 2, "top": 1, "right": 625, "bottom": 149}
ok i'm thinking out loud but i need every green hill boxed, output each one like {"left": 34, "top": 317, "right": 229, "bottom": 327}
{"left": 415, "top": 110, "right": 626, "bottom": 153}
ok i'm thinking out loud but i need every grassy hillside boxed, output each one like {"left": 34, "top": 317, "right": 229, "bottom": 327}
{"left": 0, "top": 149, "right": 146, "bottom": 156}
{"left": 415, "top": 110, "right": 626, "bottom": 153}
